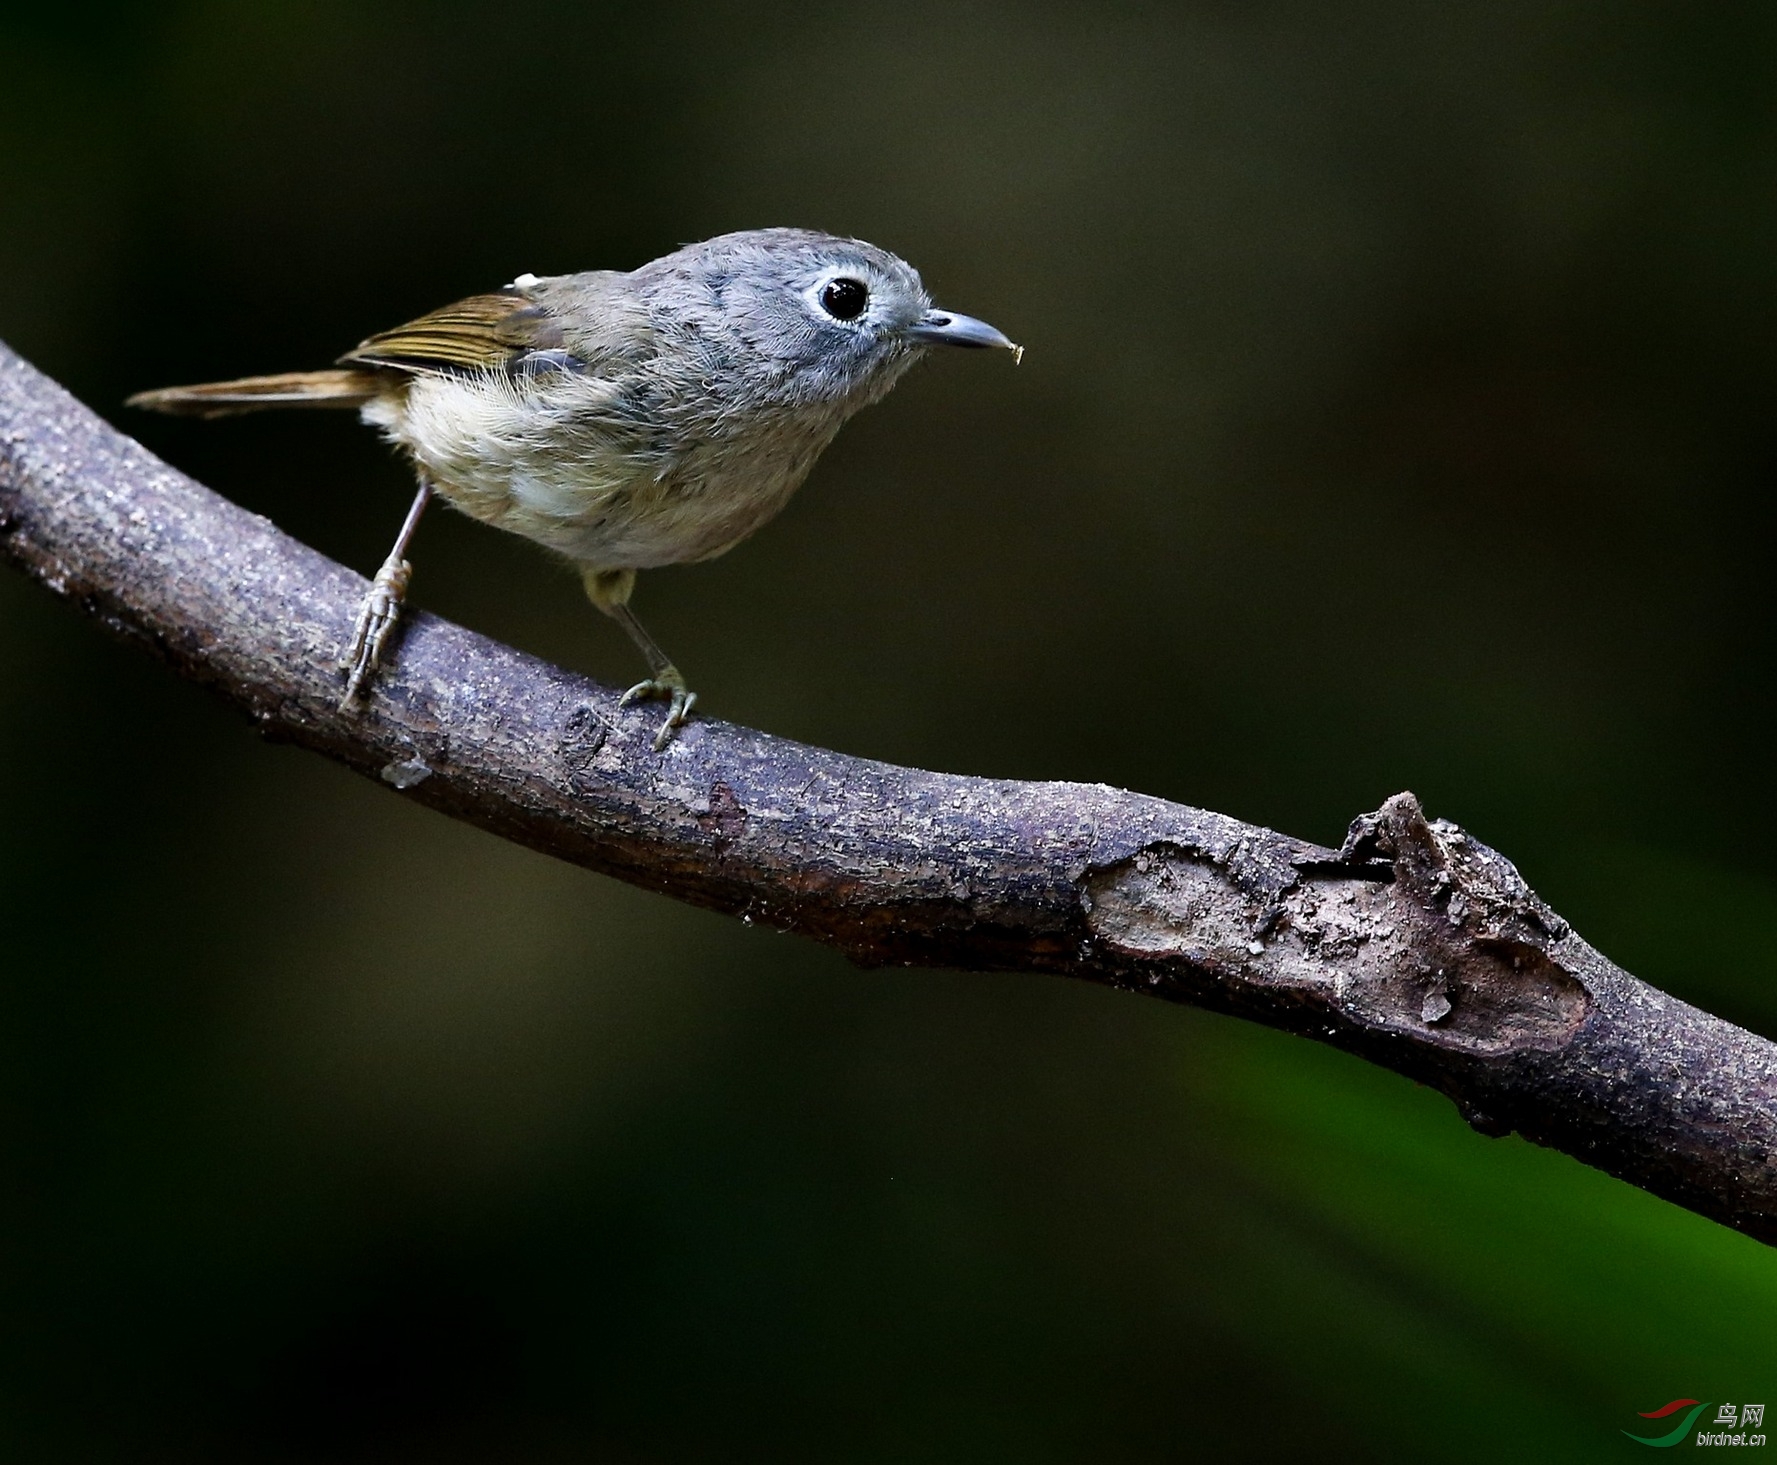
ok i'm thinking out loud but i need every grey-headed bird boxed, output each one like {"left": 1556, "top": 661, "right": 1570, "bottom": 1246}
{"left": 129, "top": 228, "right": 1019, "bottom": 747}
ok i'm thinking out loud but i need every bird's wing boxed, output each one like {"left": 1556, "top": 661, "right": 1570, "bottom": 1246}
{"left": 338, "top": 290, "right": 565, "bottom": 375}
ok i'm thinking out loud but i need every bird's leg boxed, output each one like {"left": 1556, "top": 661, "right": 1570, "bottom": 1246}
{"left": 341, "top": 480, "right": 433, "bottom": 709}
{"left": 583, "top": 568, "right": 697, "bottom": 750}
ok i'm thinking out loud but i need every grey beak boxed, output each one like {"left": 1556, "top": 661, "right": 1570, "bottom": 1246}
{"left": 907, "top": 308, "right": 1022, "bottom": 359}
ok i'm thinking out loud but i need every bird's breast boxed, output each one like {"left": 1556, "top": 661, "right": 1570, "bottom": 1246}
{"left": 366, "top": 372, "right": 843, "bottom": 571}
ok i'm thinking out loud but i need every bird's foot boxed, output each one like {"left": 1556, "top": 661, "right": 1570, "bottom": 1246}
{"left": 339, "top": 554, "right": 413, "bottom": 709}
{"left": 620, "top": 667, "right": 697, "bottom": 750}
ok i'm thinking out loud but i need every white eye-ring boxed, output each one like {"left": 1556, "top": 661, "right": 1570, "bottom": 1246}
{"left": 817, "top": 277, "right": 870, "bottom": 321}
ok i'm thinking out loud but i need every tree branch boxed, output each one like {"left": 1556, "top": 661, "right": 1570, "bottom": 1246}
{"left": 5, "top": 340, "right": 1775, "bottom": 1242}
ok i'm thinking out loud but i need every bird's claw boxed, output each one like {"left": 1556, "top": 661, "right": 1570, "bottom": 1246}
{"left": 620, "top": 671, "right": 697, "bottom": 750}
{"left": 340, "top": 555, "right": 413, "bottom": 709}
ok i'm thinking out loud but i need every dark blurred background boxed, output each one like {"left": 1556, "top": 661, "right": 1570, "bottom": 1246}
{"left": 4, "top": 1, "right": 1776, "bottom": 1459}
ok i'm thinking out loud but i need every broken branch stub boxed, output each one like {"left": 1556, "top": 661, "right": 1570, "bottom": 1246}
{"left": 1085, "top": 792, "right": 1586, "bottom": 1062}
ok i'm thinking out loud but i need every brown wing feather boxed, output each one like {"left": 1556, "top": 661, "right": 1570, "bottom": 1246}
{"left": 339, "top": 290, "right": 563, "bottom": 374}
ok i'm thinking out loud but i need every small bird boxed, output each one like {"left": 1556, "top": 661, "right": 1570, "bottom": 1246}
{"left": 129, "top": 228, "right": 1019, "bottom": 747}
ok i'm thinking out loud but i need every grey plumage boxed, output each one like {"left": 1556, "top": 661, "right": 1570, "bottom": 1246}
{"left": 129, "top": 227, "right": 1019, "bottom": 744}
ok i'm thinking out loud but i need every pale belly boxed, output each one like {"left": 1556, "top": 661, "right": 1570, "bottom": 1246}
{"left": 364, "top": 372, "right": 837, "bottom": 572}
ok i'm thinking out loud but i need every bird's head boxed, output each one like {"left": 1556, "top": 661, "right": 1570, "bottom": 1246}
{"left": 634, "top": 228, "right": 1019, "bottom": 411}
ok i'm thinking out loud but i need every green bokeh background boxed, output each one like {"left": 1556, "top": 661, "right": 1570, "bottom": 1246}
{"left": 4, "top": 2, "right": 1776, "bottom": 1458}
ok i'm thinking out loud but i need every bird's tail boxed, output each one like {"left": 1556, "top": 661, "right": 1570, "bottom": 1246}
{"left": 126, "top": 368, "right": 385, "bottom": 419}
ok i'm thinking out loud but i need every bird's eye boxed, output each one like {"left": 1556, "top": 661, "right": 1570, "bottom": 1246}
{"left": 819, "top": 278, "right": 869, "bottom": 321}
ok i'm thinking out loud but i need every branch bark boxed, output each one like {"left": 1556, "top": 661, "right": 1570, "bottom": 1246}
{"left": 5, "top": 340, "right": 1775, "bottom": 1242}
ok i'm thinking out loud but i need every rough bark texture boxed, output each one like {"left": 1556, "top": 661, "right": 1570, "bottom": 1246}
{"left": 4, "top": 340, "right": 1775, "bottom": 1242}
